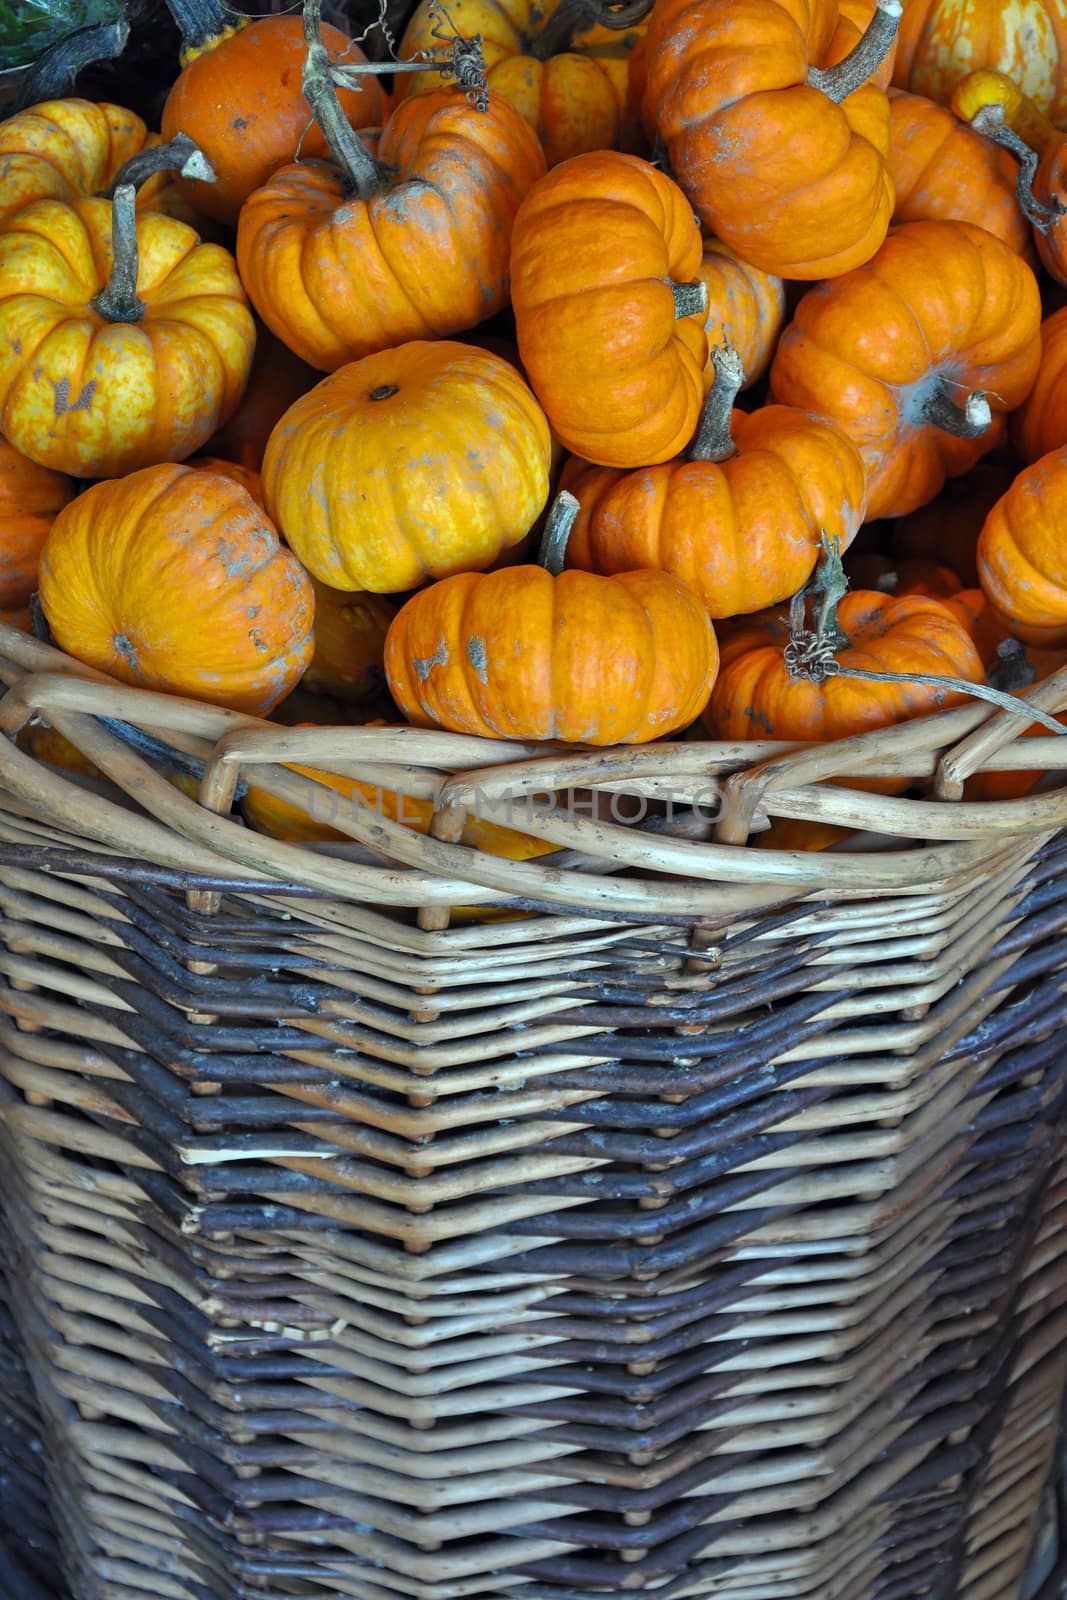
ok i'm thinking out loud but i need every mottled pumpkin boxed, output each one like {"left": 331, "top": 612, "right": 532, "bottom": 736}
{"left": 385, "top": 554, "right": 719, "bottom": 744}
{"left": 708, "top": 589, "right": 985, "bottom": 741}
{"left": 893, "top": 0, "right": 1067, "bottom": 125}
{"left": 189, "top": 456, "right": 264, "bottom": 505}
{"left": 160, "top": 14, "right": 389, "bottom": 226}
{"left": 263, "top": 341, "right": 552, "bottom": 593}
{"left": 770, "top": 220, "right": 1042, "bottom": 519}
{"left": 0, "top": 192, "right": 255, "bottom": 478}
{"left": 888, "top": 88, "right": 1030, "bottom": 255}
{"left": 641, "top": 0, "right": 897, "bottom": 278}
{"left": 0, "top": 99, "right": 155, "bottom": 223}
{"left": 0, "top": 437, "right": 72, "bottom": 611}
{"left": 978, "top": 447, "right": 1067, "bottom": 647}
{"left": 39, "top": 463, "right": 314, "bottom": 714}
{"left": 397, "top": 0, "right": 646, "bottom": 167}
{"left": 510, "top": 151, "right": 706, "bottom": 467}
{"left": 1013, "top": 308, "right": 1067, "bottom": 463}
{"left": 237, "top": 88, "right": 546, "bottom": 373}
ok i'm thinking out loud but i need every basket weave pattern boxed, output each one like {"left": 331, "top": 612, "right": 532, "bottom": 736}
{"left": 1, "top": 622, "right": 1067, "bottom": 1599}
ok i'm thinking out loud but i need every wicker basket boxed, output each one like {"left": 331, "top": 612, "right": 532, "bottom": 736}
{"left": 2, "top": 617, "right": 1067, "bottom": 1600}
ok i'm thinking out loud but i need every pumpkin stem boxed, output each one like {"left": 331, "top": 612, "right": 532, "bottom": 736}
{"left": 538, "top": 490, "right": 580, "bottom": 576}
{"left": 103, "top": 134, "right": 217, "bottom": 198}
{"left": 90, "top": 185, "right": 144, "bottom": 325}
{"left": 808, "top": 0, "right": 902, "bottom": 103}
{"left": 331, "top": 0, "right": 490, "bottom": 112}
{"left": 967, "top": 104, "right": 1067, "bottom": 233}
{"left": 16, "top": 17, "right": 129, "bottom": 108}
{"left": 528, "top": 0, "right": 652, "bottom": 61}
{"left": 784, "top": 535, "right": 1067, "bottom": 734}
{"left": 687, "top": 343, "right": 745, "bottom": 463}
{"left": 988, "top": 638, "right": 1037, "bottom": 693}
{"left": 302, "top": 0, "right": 394, "bottom": 201}
{"left": 921, "top": 380, "right": 992, "bottom": 439}
{"left": 162, "top": 0, "right": 244, "bottom": 63}
{"left": 670, "top": 280, "right": 708, "bottom": 319}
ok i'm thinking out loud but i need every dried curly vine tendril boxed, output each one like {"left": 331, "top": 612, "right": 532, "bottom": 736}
{"left": 807, "top": 0, "right": 902, "bottom": 103}
{"left": 784, "top": 534, "right": 1067, "bottom": 735}
{"left": 968, "top": 104, "right": 1067, "bottom": 234}
{"left": 327, "top": 0, "right": 490, "bottom": 112}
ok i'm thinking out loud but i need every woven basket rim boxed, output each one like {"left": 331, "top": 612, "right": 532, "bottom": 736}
{"left": 3, "top": 621, "right": 1067, "bottom": 915}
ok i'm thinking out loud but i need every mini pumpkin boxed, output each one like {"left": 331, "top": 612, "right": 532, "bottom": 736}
{"left": 202, "top": 323, "right": 318, "bottom": 472}
{"left": 0, "top": 183, "right": 254, "bottom": 478}
{"left": 509, "top": 150, "right": 707, "bottom": 467}
{"left": 951, "top": 70, "right": 1067, "bottom": 286}
{"left": 397, "top": 0, "right": 647, "bottom": 167}
{"left": 0, "top": 437, "right": 72, "bottom": 612}
{"left": 1013, "top": 308, "right": 1067, "bottom": 464}
{"left": 159, "top": 0, "right": 389, "bottom": 225}
{"left": 641, "top": 0, "right": 899, "bottom": 279}
{"left": 888, "top": 88, "right": 1031, "bottom": 256}
{"left": 384, "top": 492, "right": 718, "bottom": 744}
{"left": 189, "top": 456, "right": 264, "bottom": 504}
{"left": 263, "top": 341, "right": 552, "bottom": 593}
{"left": 893, "top": 0, "right": 1067, "bottom": 125}
{"left": 0, "top": 99, "right": 156, "bottom": 223}
{"left": 302, "top": 579, "right": 397, "bottom": 705}
{"left": 237, "top": 10, "right": 546, "bottom": 374}
{"left": 562, "top": 344, "right": 867, "bottom": 619}
{"left": 697, "top": 243, "right": 786, "bottom": 392}
{"left": 978, "top": 447, "right": 1067, "bottom": 648}
{"left": 708, "top": 579, "right": 984, "bottom": 742}
{"left": 769, "top": 219, "right": 1042, "bottom": 520}
{"left": 38, "top": 463, "right": 314, "bottom": 714}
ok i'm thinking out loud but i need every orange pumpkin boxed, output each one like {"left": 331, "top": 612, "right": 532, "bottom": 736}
{"left": 0, "top": 438, "right": 72, "bottom": 611}
{"left": 951, "top": 70, "right": 1067, "bottom": 286}
{"left": 189, "top": 456, "right": 263, "bottom": 505}
{"left": 397, "top": 0, "right": 647, "bottom": 167}
{"left": 38, "top": 463, "right": 314, "bottom": 715}
{"left": 561, "top": 346, "right": 867, "bottom": 619}
{"left": 0, "top": 186, "right": 254, "bottom": 478}
{"left": 302, "top": 580, "right": 396, "bottom": 705}
{"left": 889, "top": 460, "right": 1015, "bottom": 585}
{"left": 263, "top": 341, "right": 552, "bottom": 593}
{"left": 641, "top": 0, "right": 898, "bottom": 279}
{"left": 888, "top": 88, "right": 1031, "bottom": 256}
{"left": 237, "top": 66, "right": 546, "bottom": 373}
{"left": 697, "top": 242, "right": 786, "bottom": 392}
{"left": 385, "top": 492, "right": 718, "bottom": 744}
{"left": 893, "top": 0, "right": 1067, "bottom": 125}
{"left": 707, "top": 588, "right": 985, "bottom": 742}
{"left": 978, "top": 447, "right": 1067, "bottom": 647}
{"left": 509, "top": 150, "right": 706, "bottom": 467}
{"left": 159, "top": 1, "right": 389, "bottom": 226}
{"left": 202, "top": 324, "right": 318, "bottom": 473}
{"left": 1013, "top": 307, "right": 1067, "bottom": 463}
{"left": 941, "top": 586, "right": 1011, "bottom": 666}
{"left": 769, "top": 220, "right": 1042, "bottom": 520}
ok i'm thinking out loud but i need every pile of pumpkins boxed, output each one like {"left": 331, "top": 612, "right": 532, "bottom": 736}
{"left": 4, "top": 0, "right": 1067, "bottom": 857}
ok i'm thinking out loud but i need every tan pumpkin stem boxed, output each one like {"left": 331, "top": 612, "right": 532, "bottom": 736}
{"left": 968, "top": 104, "right": 1067, "bottom": 233}
{"left": 90, "top": 185, "right": 144, "bottom": 325}
{"left": 670, "top": 280, "right": 708, "bottom": 319}
{"left": 785, "top": 533, "right": 1067, "bottom": 735}
{"left": 687, "top": 343, "right": 745, "bottom": 462}
{"left": 808, "top": 0, "right": 902, "bottom": 103}
{"left": 538, "top": 490, "right": 580, "bottom": 576}
{"left": 302, "top": 0, "right": 394, "bottom": 200}
{"left": 104, "top": 134, "right": 216, "bottom": 198}
{"left": 528, "top": 0, "right": 652, "bottom": 62}
{"left": 921, "top": 380, "right": 991, "bottom": 438}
